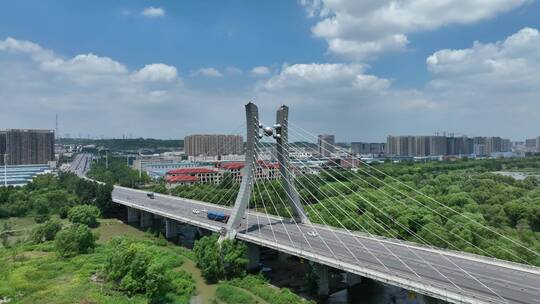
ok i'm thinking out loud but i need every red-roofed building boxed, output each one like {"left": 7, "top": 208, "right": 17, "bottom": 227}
{"left": 166, "top": 167, "right": 220, "bottom": 187}
{"left": 219, "top": 162, "right": 245, "bottom": 170}
{"left": 167, "top": 167, "right": 217, "bottom": 175}
{"left": 165, "top": 175, "right": 198, "bottom": 188}
{"left": 165, "top": 162, "right": 281, "bottom": 188}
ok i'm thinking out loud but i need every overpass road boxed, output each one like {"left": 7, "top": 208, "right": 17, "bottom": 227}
{"left": 112, "top": 186, "right": 540, "bottom": 304}
{"left": 68, "top": 153, "right": 93, "bottom": 177}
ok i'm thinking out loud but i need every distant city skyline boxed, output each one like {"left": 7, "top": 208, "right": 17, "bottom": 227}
{"left": 2, "top": 1, "right": 540, "bottom": 141}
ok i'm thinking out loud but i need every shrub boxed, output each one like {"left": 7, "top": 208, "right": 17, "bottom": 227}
{"left": 193, "top": 236, "right": 248, "bottom": 282}
{"left": 59, "top": 206, "right": 70, "bottom": 219}
{"left": 230, "top": 275, "right": 312, "bottom": 304}
{"left": 67, "top": 205, "right": 101, "bottom": 227}
{"left": 193, "top": 235, "right": 223, "bottom": 282}
{"left": 34, "top": 213, "right": 50, "bottom": 223}
{"left": 222, "top": 239, "right": 247, "bottom": 279}
{"left": 55, "top": 224, "right": 97, "bottom": 257}
{"left": 216, "top": 284, "right": 255, "bottom": 304}
{"left": 105, "top": 237, "right": 195, "bottom": 303}
{"left": 31, "top": 219, "right": 62, "bottom": 243}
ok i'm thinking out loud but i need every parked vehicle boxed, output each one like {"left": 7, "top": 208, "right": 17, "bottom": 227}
{"left": 147, "top": 192, "right": 155, "bottom": 199}
{"left": 207, "top": 211, "right": 229, "bottom": 223}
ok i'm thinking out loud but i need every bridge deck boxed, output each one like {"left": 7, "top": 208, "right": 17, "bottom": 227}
{"left": 113, "top": 186, "right": 540, "bottom": 304}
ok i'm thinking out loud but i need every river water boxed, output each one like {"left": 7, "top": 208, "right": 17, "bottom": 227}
{"left": 327, "top": 279, "right": 445, "bottom": 304}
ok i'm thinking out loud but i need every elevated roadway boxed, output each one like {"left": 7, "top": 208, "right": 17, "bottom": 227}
{"left": 112, "top": 186, "right": 540, "bottom": 304}
{"left": 68, "top": 153, "right": 93, "bottom": 177}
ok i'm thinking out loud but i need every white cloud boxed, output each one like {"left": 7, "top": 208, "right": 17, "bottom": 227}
{"left": 257, "top": 28, "right": 540, "bottom": 140}
{"left": 225, "top": 66, "right": 243, "bottom": 75}
{"left": 0, "top": 36, "right": 247, "bottom": 139}
{"left": 2, "top": 28, "right": 540, "bottom": 141}
{"left": 0, "top": 36, "right": 55, "bottom": 62}
{"left": 427, "top": 27, "right": 540, "bottom": 90}
{"left": 132, "top": 64, "right": 178, "bottom": 82}
{"left": 141, "top": 7, "right": 165, "bottom": 18}
{"left": 193, "top": 67, "right": 223, "bottom": 78}
{"left": 41, "top": 53, "right": 127, "bottom": 75}
{"left": 263, "top": 63, "right": 389, "bottom": 91}
{"left": 251, "top": 66, "right": 271, "bottom": 76}
{"left": 302, "top": 0, "right": 529, "bottom": 60}
{"left": 0, "top": 37, "right": 129, "bottom": 86}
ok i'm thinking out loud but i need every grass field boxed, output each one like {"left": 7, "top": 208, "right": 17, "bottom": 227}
{"left": 0, "top": 217, "right": 310, "bottom": 304}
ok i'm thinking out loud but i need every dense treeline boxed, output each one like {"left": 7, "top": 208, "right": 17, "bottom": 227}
{"left": 0, "top": 171, "right": 196, "bottom": 303}
{"left": 160, "top": 157, "right": 540, "bottom": 266}
{"left": 193, "top": 235, "right": 248, "bottom": 282}
{"left": 57, "top": 138, "right": 183, "bottom": 151}
{"left": 88, "top": 156, "right": 151, "bottom": 187}
{"left": 0, "top": 173, "right": 114, "bottom": 219}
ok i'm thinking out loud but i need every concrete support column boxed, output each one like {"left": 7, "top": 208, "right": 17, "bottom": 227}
{"left": 313, "top": 263, "right": 329, "bottom": 297}
{"left": 127, "top": 207, "right": 139, "bottom": 224}
{"left": 247, "top": 243, "right": 260, "bottom": 270}
{"left": 179, "top": 224, "right": 198, "bottom": 247}
{"left": 345, "top": 272, "right": 362, "bottom": 287}
{"left": 140, "top": 211, "right": 152, "bottom": 228}
{"left": 277, "top": 252, "right": 289, "bottom": 262}
{"left": 165, "top": 218, "right": 178, "bottom": 238}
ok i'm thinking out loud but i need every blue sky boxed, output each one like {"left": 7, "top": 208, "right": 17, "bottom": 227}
{"left": 1, "top": 1, "right": 540, "bottom": 141}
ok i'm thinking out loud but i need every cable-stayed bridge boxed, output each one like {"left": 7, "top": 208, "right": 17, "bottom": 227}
{"left": 109, "top": 103, "right": 540, "bottom": 304}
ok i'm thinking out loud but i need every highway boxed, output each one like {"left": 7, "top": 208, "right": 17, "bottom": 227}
{"left": 68, "top": 153, "right": 93, "bottom": 177}
{"left": 113, "top": 186, "right": 540, "bottom": 304}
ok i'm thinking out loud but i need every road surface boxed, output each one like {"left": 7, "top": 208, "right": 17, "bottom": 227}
{"left": 112, "top": 186, "right": 540, "bottom": 304}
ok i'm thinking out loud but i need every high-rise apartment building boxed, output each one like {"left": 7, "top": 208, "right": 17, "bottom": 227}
{"left": 525, "top": 138, "right": 536, "bottom": 148}
{"left": 351, "top": 142, "right": 386, "bottom": 155}
{"left": 0, "top": 131, "right": 6, "bottom": 166}
{"left": 318, "top": 134, "right": 335, "bottom": 157}
{"left": 0, "top": 129, "right": 55, "bottom": 165}
{"left": 184, "top": 134, "right": 243, "bottom": 157}
{"left": 386, "top": 135, "right": 510, "bottom": 157}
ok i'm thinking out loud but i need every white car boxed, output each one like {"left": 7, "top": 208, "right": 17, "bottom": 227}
{"left": 306, "top": 230, "right": 319, "bottom": 237}
{"left": 192, "top": 209, "right": 200, "bottom": 214}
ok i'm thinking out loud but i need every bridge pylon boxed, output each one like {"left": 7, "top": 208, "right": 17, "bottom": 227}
{"left": 275, "top": 105, "right": 310, "bottom": 224}
{"left": 221, "top": 102, "right": 310, "bottom": 241}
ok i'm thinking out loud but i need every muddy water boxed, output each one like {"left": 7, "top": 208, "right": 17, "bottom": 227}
{"left": 180, "top": 259, "right": 218, "bottom": 304}
{"left": 327, "top": 280, "right": 445, "bottom": 304}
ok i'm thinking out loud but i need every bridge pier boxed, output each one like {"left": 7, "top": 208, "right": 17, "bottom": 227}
{"left": 247, "top": 243, "right": 260, "bottom": 270}
{"left": 178, "top": 224, "right": 198, "bottom": 247}
{"left": 127, "top": 207, "right": 138, "bottom": 224}
{"left": 345, "top": 272, "right": 362, "bottom": 287}
{"left": 165, "top": 218, "right": 178, "bottom": 238}
{"left": 140, "top": 211, "right": 153, "bottom": 228}
{"left": 277, "top": 252, "right": 289, "bottom": 262}
{"left": 312, "top": 263, "right": 329, "bottom": 297}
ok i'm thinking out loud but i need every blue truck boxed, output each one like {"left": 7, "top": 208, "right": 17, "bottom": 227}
{"left": 207, "top": 211, "right": 230, "bottom": 223}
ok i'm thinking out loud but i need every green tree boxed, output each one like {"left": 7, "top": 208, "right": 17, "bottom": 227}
{"left": 31, "top": 219, "right": 62, "bottom": 243}
{"left": 222, "top": 239, "right": 248, "bottom": 279}
{"left": 193, "top": 235, "right": 223, "bottom": 282}
{"left": 55, "top": 224, "right": 97, "bottom": 257}
{"left": 105, "top": 237, "right": 189, "bottom": 303}
{"left": 67, "top": 205, "right": 101, "bottom": 227}
{"left": 1, "top": 221, "right": 13, "bottom": 247}
{"left": 59, "top": 206, "right": 70, "bottom": 219}
{"left": 95, "top": 183, "right": 114, "bottom": 215}
{"left": 34, "top": 213, "right": 50, "bottom": 223}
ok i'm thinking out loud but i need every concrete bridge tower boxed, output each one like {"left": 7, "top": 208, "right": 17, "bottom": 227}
{"left": 222, "top": 102, "right": 310, "bottom": 240}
